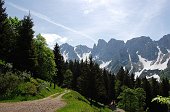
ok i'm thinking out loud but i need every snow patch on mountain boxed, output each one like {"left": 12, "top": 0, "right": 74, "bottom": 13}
{"left": 82, "top": 52, "right": 91, "bottom": 61}
{"left": 135, "top": 47, "right": 170, "bottom": 78}
{"left": 168, "top": 49, "right": 170, "bottom": 52}
{"left": 63, "top": 51, "right": 68, "bottom": 61}
{"left": 146, "top": 74, "right": 160, "bottom": 82}
{"left": 74, "top": 47, "right": 81, "bottom": 59}
{"left": 74, "top": 50, "right": 91, "bottom": 61}
{"left": 100, "top": 60, "right": 112, "bottom": 68}
{"left": 94, "top": 55, "right": 99, "bottom": 60}
{"left": 128, "top": 53, "right": 133, "bottom": 73}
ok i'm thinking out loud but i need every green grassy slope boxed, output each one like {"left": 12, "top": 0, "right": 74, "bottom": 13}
{"left": 57, "top": 91, "right": 112, "bottom": 112}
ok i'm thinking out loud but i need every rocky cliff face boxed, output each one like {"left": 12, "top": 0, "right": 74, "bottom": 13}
{"left": 60, "top": 34, "right": 170, "bottom": 80}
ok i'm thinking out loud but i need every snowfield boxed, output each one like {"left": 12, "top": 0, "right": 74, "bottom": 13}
{"left": 146, "top": 74, "right": 160, "bottom": 82}
{"left": 100, "top": 60, "right": 112, "bottom": 68}
{"left": 63, "top": 51, "right": 69, "bottom": 61}
{"left": 135, "top": 47, "right": 170, "bottom": 79}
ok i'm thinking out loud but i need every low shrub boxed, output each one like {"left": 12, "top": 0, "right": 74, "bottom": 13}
{"left": 0, "top": 72, "right": 21, "bottom": 98}
{"left": 18, "top": 82, "right": 37, "bottom": 96}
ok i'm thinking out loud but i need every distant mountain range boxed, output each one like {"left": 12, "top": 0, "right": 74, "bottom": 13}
{"left": 60, "top": 34, "right": 170, "bottom": 80}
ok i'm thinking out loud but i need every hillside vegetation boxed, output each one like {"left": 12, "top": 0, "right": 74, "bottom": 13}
{"left": 58, "top": 91, "right": 112, "bottom": 112}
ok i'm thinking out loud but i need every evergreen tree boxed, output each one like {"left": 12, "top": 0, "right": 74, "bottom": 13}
{"left": 150, "top": 78, "right": 161, "bottom": 111}
{"left": 0, "top": 0, "right": 7, "bottom": 60}
{"left": 151, "top": 78, "right": 160, "bottom": 97}
{"left": 161, "top": 78, "right": 169, "bottom": 97}
{"left": 95, "top": 64, "right": 107, "bottom": 103}
{"left": 116, "top": 66, "right": 125, "bottom": 85}
{"left": 0, "top": 0, "right": 13, "bottom": 62}
{"left": 130, "top": 73, "right": 135, "bottom": 88}
{"left": 109, "top": 72, "right": 115, "bottom": 101}
{"left": 142, "top": 77, "right": 152, "bottom": 110}
{"left": 8, "top": 17, "right": 21, "bottom": 64}
{"left": 103, "top": 68, "right": 109, "bottom": 102}
{"left": 103, "top": 68, "right": 115, "bottom": 104}
{"left": 77, "top": 59, "right": 89, "bottom": 97}
{"left": 53, "top": 42, "right": 64, "bottom": 87}
{"left": 15, "top": 15, "right": 37, "bottom": 75}
{"left": 63, "top": 69, "right": 73, "bottom": 88}
{"left": 72, "top": 60, "right": 80, "bottom": 90}
{"left": 123, "top": 70, "right": 130, "bottom": 87}
{"left": 135, "top": 77, "right": 141, "bottom": 88}
{"left": 115, "top": 80, "right": 121, "bottom": 99}
{"left": 88, "top": 56, "right": 97, "bottom": 103}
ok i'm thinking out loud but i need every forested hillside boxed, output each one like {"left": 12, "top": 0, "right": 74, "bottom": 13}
{"left": 0, "top": 0, "right": 170, "bottom": 112}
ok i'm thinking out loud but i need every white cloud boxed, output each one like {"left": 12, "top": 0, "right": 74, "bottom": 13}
{"left": 83, "top": 9, "right": 94, "bottom": 14}
{"left": 7, "top": 2, "right": 97, "bottom": 43}
{"left": 42, "top": 33, "right": 68, "bottom": 49}
{"left": 81, "top": 0, "right": 167, "bottom": 41}
{"left": 128, "top": 0, "right": 167, "bottom": 38}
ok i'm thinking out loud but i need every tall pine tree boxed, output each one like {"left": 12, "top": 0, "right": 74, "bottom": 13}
{"left": 161, "top": 78, "right": 169, "bottom": 97}
{"left": 15, "top": 15, "right": 37, "bottom": 76}
{"left": 53, "top": 42, "right": 64, "bottom": 87}
{"left": 0, "top": 0, "right": 12, "bottom": 62}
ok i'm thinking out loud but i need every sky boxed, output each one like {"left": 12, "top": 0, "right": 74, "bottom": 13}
{"left": 4, "top": 0, "right": 170, "bottom": 48}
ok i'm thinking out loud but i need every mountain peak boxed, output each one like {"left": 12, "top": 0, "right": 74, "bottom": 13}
{"left": 97, "top": 39, "right": 107, "bottom": 47}
{"left": 60, "top": 34, "right": 170, "bottom": 80}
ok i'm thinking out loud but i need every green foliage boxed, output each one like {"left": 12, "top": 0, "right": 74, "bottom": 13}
{"left": 58, "top": 91, "right": 112, "bottom": 112}
{"left": 34, "top": 34, "right": 56, "bottom": 82}
{"left": 18, "top": 82, "right": 37, "bottom": 96}
{"left": 0, "top": 0, "right": 11, "bottom": 62}
{"left": 0, "top": 73, "right": 63, "bottom": 102}
{"left": 160, "top": 69, "right": 170, "bottom": 80}
{"left": 53, "top": 42, "right": 64, "bottom": 87}
{"left": 117, "top": 88, "right": 138, "bottom": 112}
{"left": 152, "top": 95, "right": 170, "bottom": 105}
{"left": 0, "top": 60, "right": 13, "bottom": 72}
{"left": 0, "top": 70, "right": 30, "bottom": 98}
{"left": 0, "top": 71, "right": 21, "bottom": 98}
{"left": 63, "top": 69, "right": 73, "bottom": 88}
{"left": 117, "top": 88, "right": 146, "bottom": 112}
{"left": 15, "top": 15, "right": 38, "bottom": 76}
{"left": 135, "top": 88, "right": 146, "bottom": 111}
{"left": 115, "top": 80, "right": 121, "bottom": 98}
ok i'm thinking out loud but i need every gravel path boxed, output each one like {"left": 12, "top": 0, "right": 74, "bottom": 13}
{"left": 115, "top": 108, "right": 125, "bottom": 112}
{"left": 0, "top": 90, "right": 69, "bottom": 112}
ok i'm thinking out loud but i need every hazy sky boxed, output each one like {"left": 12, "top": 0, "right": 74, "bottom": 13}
{"left": 4, "top": 0, "right": 170, "bottom": 48}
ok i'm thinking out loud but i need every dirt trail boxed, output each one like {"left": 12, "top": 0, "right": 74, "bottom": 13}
{"left": 0, "top": 90, "right": 69, "bottom": 112}
{"left": 115, "top": 108, "right": 125, "bottom": 112}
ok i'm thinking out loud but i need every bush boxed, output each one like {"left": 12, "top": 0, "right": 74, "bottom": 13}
{"left": 0, "top": 72, "right": 21, "bottom": 98}
{"left": 18, "top": 82, "right": 37, "bottom": 96}
{"left": 37, "top": 81, "right": 49, "bottom": 92}
{"left": 17, "top": 71, "right": 30, "bottom": 82}
{"left": 30, "top": 78, "right": 39, "bottom": 86}
{"left": 0, "top": 67, "right": 50, "bottom": 99}
{"left": 0, "top": 60, "right": 12, "bottom": 73}
{"left": 0, "top": 70, "right": 39, "bottom": 99}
